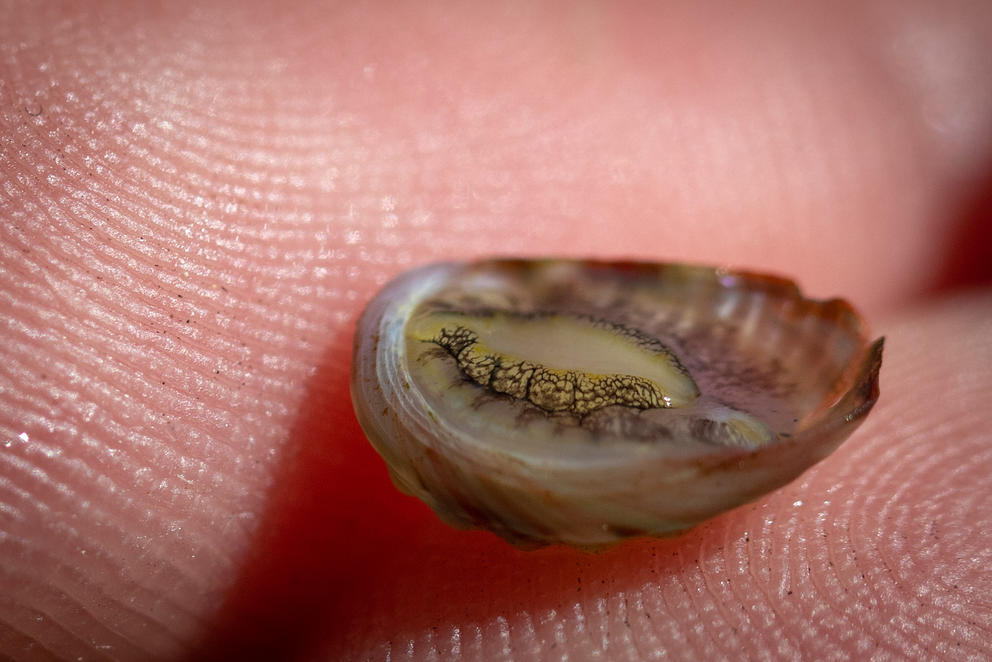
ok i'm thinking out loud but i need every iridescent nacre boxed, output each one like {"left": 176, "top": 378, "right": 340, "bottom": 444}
{"left": 351, "top": 260, "right": 883, "bottom": 548}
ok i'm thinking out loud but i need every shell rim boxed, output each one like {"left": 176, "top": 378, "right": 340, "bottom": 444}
{"left": 351, "top": 258, "right": 883, "bottom": 470}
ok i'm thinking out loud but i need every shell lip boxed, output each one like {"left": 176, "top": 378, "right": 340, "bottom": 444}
{"left": 357, "top": 259, "right": 885, "bottom": 465}
{"left": 841, "top": 336, "right": 884, "bottom": 424}
{"left": 465, "top": 256, "right": 872, "bottom": 334}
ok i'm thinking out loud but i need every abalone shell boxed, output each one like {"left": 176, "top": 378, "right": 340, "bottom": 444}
{"left": 351, "top": 260, "right": 883, "bottom": 548}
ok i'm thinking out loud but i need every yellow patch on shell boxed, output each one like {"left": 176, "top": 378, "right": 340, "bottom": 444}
{"left": 408, "top": 311, "right": 700, "bottom": 416}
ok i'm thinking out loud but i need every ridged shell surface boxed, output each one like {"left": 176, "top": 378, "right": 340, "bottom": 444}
{"left": 351, "top": 260, "right": 883, "bottom": 548}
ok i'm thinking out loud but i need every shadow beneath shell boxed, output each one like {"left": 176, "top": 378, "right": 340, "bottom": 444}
{"left": 186, "top": 328, "right": 733, "bottom": 660}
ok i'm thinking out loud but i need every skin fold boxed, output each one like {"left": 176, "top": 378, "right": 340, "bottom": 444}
{"left": 1, "top": 1, "right": 990, "bottom": 660}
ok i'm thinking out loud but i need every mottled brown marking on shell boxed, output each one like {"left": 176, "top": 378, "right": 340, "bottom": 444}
{"left": 431, "top": 322, "right": 687, "bottom": 416}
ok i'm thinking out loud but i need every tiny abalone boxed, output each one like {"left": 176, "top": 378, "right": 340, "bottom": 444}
{"left": 351, "top": 260, "right": 882, "bottom": 548}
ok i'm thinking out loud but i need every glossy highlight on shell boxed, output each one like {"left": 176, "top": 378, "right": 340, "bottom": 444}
{"left": 351, "top": 259, "right": 883, "bottom": 548}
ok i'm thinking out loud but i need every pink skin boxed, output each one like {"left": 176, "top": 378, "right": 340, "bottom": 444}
{"left": 1, "top": 1, "right": 991, "bottom": 659}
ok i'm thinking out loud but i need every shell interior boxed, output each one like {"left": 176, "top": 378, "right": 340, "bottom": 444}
{"left": 351, "top": 260, "right": 883, "bottom": 548}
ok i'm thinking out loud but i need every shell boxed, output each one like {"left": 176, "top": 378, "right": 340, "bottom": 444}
{"left": 351, "top": 260, "right": 883, "bottom": 548}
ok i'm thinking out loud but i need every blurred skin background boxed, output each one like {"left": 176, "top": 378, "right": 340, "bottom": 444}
{"left": 1, "top": 1, "right": 991, "bottom": 660}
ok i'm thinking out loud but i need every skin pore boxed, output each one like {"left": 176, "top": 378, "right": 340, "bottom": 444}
{"left": 1, "top": 1, "right": 991, "bottom": 659}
